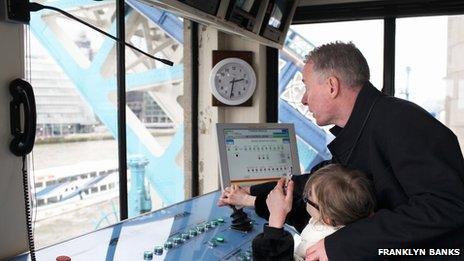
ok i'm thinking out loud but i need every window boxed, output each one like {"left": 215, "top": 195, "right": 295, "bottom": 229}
{"left": 279, "top": 20, "right": 384, "bottom": 172}
{"left": 124, "top": 4, "right": 185, "bottom": 217}
{"left": 29, "top": 1, "right": 119, "bottom": 248}
{"left": 28, "top": 0, "right": 188, "bottom": 248}
{"left": 289, "top": 20, "right": 384, "bottom": 89}
{"left": 395, "top": 15, "right": 464, "bottom": 150}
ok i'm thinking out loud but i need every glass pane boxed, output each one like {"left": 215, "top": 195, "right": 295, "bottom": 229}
{"left": 396, "top": 15, "right": 464, "bottom": 150}
{"left": 289, "top": 20, "right": 384, "bottom": 89}
{"left": 279, "top": 20, "right": 384, "bottom": 172}
{"left": 124, "top": 2, "right": 185, "bottom": 217}
{"left": 28, "top": 0, "right": 119, "bottom": 248}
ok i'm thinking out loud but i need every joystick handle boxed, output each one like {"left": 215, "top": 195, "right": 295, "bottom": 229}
{"left": 229, "top": 205, "right": 253, "bottom": 232}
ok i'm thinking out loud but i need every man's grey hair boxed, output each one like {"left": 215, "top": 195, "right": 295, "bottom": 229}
{"left": 305, "top": 41, "right": 370, "bottom": 88}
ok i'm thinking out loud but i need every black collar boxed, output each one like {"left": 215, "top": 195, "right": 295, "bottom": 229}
{"left": 327, "top": 82, "right": 384, "bottom": 163}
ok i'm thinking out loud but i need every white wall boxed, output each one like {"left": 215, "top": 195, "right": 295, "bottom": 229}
{"left": 0, "top": 22, "right": 28, "bottom": 258}
{"left": 197, "top": 26, "right": 268, "bottom": 194}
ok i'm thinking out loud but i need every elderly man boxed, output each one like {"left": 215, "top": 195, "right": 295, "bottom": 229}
{"left": 219, "top": 42, "right": 464, "bottom": 260}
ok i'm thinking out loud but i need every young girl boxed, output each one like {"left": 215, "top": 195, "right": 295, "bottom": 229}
{"left": 252, "top": 164, "right": 376, "bottom": 261}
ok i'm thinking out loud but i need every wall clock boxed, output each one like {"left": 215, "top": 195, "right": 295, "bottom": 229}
{"left": 209, "top": 57, "right": 256, "bottom": 106}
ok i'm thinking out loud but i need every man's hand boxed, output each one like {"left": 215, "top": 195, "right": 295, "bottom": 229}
{"left": 305, "top": 239, "right": 328, "bottom": 261}
{"left": 266, "top": 178, "right": 294, "bottom": 228}
{"left": 217, "top": 185, "right": 255, "bottom": 207}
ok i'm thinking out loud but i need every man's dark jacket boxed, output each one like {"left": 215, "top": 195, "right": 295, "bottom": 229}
{"left": 250, "top": 83, "right": 464, "bottom": 260}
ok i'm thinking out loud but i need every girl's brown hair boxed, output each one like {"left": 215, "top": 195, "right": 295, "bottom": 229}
{"left": 304, "top": 164, "right": 376, "bottom": 226}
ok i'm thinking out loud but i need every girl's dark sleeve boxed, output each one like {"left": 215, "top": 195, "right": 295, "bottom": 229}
{"left": 250, "top": 160, "right": 332, "bottom": 231}
{"left": 252, "top": 225, "right": 294, "bottom": 261}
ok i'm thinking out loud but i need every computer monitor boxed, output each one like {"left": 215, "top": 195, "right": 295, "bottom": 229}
{"left": 217, "top": 123, "right": 301, "bottom": 188}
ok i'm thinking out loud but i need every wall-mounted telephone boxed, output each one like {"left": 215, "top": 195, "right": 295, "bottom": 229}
{"left": 9, "top": 78, "right": 36, "bottom": 157}
{"left": 9, "top": 78, "right": 38, "bottom": 260}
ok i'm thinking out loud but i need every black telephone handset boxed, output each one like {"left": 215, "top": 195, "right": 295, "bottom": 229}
{"left": 9, "top": 78, "right": 36, "bottom": 157}
{"left": 9, "top": 78, "right": 38, "bottom": 261}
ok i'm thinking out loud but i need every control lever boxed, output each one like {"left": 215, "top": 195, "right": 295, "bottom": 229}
{"left": 229, "top": 205, "right": 253, "bottom": 232}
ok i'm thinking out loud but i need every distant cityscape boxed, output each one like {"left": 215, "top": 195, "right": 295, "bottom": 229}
{"left": 30, "top": 33, "right": 173, "bottom": 140}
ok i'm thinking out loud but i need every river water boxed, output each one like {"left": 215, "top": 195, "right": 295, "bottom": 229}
{"left": 31, "top": 136, "right": 176, "bottom": 248}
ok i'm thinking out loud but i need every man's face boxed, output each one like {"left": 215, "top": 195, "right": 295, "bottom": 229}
{"left": 301, "top": 62, "right": 333, "bottom": 126}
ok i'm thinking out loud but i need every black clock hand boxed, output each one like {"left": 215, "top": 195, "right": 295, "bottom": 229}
{"left": 230, "top": 78, "right": 244, "bottom": 84}
{"left": 230, "top": 78, "right": 235, "bottom": 99}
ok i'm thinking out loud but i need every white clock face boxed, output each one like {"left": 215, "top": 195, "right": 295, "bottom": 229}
{"left": 210, "top": 58, "right": 256, "bottom": 105}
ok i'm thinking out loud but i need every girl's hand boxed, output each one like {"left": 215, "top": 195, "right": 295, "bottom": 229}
{"left": 266, "top": 178, "right": 294, "bottom": 228}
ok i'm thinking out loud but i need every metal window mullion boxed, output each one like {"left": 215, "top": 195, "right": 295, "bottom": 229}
{"left": 191, "top": 21, "right": 199, "bottom": 197}
{"left": 117, "top": 0, "right": 128, "bottom": 220}
{"left": 383, "top": 17, "right": 395, "bottom": 96}
{"left": 266, "top": 47, "right": 279, "bottom": 123}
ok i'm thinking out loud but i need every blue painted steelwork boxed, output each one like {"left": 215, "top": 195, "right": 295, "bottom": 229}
{"left": 279, "top": 28, "right": 331, "bottom": 172}
{"left": 284, "top": 28, "right": 316, "bottom": 60}
{"left": 126, "top": 0, "right": 184, "bottom": 44}
{"left": 278, "top": 61, "right": 300, "bottom": 94}
{"left": 128, "top": 156, "right": 152, "bottom": 217}
{"left": 30, "top": 2, "right": 184, "bottom": 205}
{"left": 279, "top": 101, "right": 331, "bottom": 172}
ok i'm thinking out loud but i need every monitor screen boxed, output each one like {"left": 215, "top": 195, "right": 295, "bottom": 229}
{"left": 217, "top": 123, "right": 301, "bottom": 188}
{"left": 268, "top": 0, "right": 288, "bottom": 29}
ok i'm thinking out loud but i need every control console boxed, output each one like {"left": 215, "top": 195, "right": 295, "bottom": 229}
{"left": 12, "top": 191, "right": 299, "bottom": 261}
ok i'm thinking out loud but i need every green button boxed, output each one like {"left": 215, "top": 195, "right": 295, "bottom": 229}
{"left": 144, "top": 251, "right": 153, "bottom": 260}
{"left": 154, "top": 246, "right": 163, "bottom": 256}
{"left": 189, "top": 229, "right": 198, "bottom": 237}
{"left": 172, "top": 237, "right": 182, "bottom": 244}
{"left": 207, "top": 240, "right": 217, "bottom": 247}
{"left": 197, "top": 225, "right": 205, "bottom": 232}
{"left": 164, "top": 241, "right": 173, "bottom": 249}
{"left": 217, "top": 218, "right": 225, "bottom": 223}
{"left": 215, "top": 236, "right": 224, "bottom": 243}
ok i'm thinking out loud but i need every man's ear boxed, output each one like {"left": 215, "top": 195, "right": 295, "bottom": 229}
{"left": 327, "top": 76, "right": 340, "bottom": 98}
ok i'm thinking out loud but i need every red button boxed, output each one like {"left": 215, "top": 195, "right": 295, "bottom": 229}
{"left": 56, "top": 256, "right": 71, "bottom": 261}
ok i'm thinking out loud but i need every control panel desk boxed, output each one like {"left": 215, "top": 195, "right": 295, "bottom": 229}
{"left": 12, "top": 191, "right": 299, "bottom": 261}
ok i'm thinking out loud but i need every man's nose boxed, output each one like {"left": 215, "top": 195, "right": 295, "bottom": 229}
{"left": 301, "top": 92, "right": 308, "bottom": 105}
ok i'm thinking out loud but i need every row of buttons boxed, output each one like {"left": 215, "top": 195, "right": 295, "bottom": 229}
{"left": 166, "top": 218, "right": 225, "bottom": 247}
{"left": 142, "top": 218, "right": 225, "bottom": 260}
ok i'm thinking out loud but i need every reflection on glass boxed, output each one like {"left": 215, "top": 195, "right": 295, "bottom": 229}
{"left": 124, "top": 5, "right": 185, "bottom": 217}
{"left": 29, "top": 1, "right": 119, "bottom": 248}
